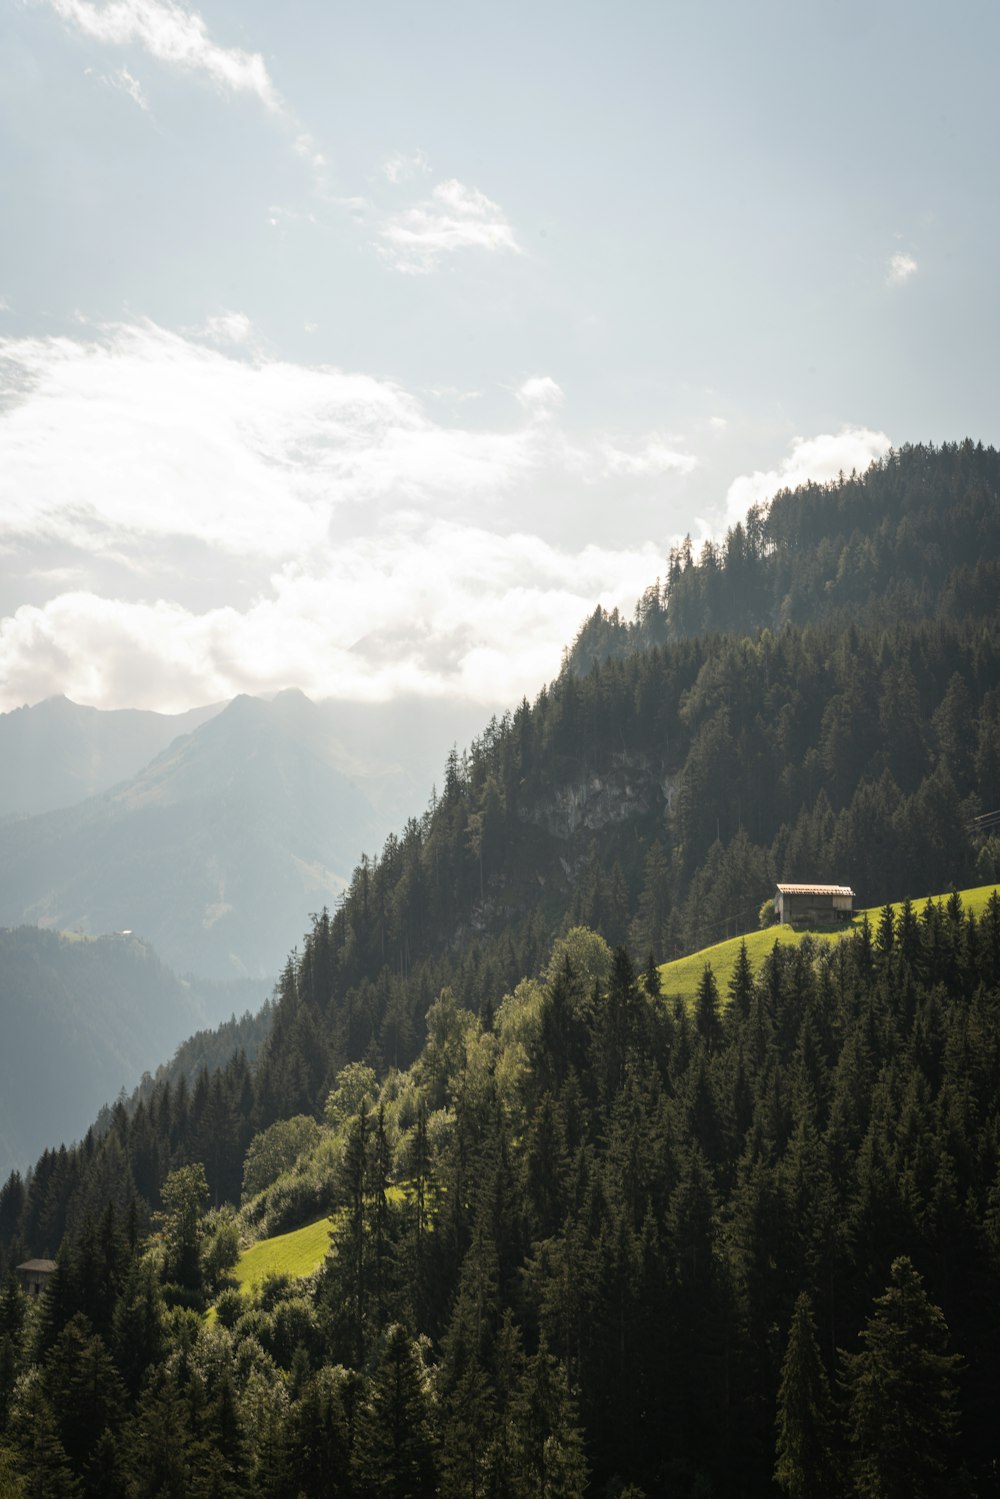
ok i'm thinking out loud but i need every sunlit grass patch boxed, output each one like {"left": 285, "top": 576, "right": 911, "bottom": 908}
{"left": 232, "top": 1215, "right": 337, "bottom": 1293}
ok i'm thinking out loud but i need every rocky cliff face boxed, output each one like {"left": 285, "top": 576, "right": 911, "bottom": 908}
{"left": 522, "top": 754, "right": 677, "bottom": 840}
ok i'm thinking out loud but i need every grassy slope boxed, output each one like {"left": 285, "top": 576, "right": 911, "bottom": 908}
{"left": 232, "top": 1215, "right": 336, "bottom": 1292}
{"left": 658, "top": 884, "right": 1000, "bottom": 1003}
{"left": 229, "top": 1185, "right": 408, "bottom": 1298}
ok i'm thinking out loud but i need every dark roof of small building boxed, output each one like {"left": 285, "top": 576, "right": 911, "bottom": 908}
{"left": 776, "top": 883, "right": 854, "bottom": 897}
{"left": 16, "top": 1259, "right": 57, "bottom": 1274}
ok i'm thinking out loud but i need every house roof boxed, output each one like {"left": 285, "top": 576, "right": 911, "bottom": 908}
{"left": 776, "top": 883, "right": 854, "bottom": 897}
{"left": 16, "top": 1259, "right": 57, "bottom": 1274}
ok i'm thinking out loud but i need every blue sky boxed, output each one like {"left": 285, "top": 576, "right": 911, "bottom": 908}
{"left": 0, "top": 0, "right": 996, "bottom": 715}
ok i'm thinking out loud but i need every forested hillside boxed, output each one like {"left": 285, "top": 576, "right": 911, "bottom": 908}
{"left": 2, "top": 440, "right": 1000, "bottom": 1495}
{"left": 570, "top": 438, "right": 1000, "bottom": 664}
{"left": 3, "top": 900, "right": 1000, "bottom": 1494}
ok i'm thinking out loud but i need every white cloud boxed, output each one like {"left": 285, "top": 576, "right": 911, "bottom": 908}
{"left": 0, "top": 322, "right": 510, "bottom": 559}
{"left": 201, "top": 309, "right": 253, "bottom": 345}
{"left": 378, "top": 180, "right": 522, "bottom": 274}
{"left": 725, "top": 426, "right": 893, "bottom": 524}
{"left": 47, "top": 0, "right": 282, "bottom": 112}
{"left": 0, "top": 322, "right": 697, "bottom": 712}
{"left": 382, "top": 149, "right": 430, "bottom": 185}
{"left": 425, "top": 386, "right": 482, "bottom": 406}
{"left": 596, "top": 435, "right": 698, "bottom": 479}
{"left": 516, "top": 376, "right": 565, "bottom": 414}
{"left": 887, "top": 251, "right": 918, "bottom": 286}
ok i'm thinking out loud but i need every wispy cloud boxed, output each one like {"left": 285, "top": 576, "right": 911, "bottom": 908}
{"left": 292, "top": 132, "right": 326, "bottom": 172}
{"left": 0, "top": 322, "right": 697, "bottom": 712}
{"left": 201, "top": 309, "right": 253, "bottom": 345}
{"left": 725, "top": 426, "right": 892, "bottom": 523}
{"left": 381, "top": 149, "right": 430, "bottom": 185}
{"left": 378, "top": 180, "right": 522, "bottom": 274}
{"left": 887, "top": 251, "right": 918, "bottom": 286}
{"left": 47, "top": 0, "right": 282, "bottom": 112}
{"left": 596, "top": 436, "right": 698, "bottom": 480}
{"left": 87, "top": 62, "right": 150, "bottom": 110}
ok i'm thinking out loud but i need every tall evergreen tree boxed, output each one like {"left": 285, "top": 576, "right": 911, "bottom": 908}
{"left": 841, "top": 1257, "right": 964, "bottom": 1499}
{"left": 352, "top": 1324, "right": 437, "bottom": 1499}
{"left": 774, "top": 1291, "right": 838, "bottom": 1499}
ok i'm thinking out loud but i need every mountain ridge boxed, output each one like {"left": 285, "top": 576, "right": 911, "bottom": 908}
{"left": 0, "top": 694, "right": 225, "bottom": 818}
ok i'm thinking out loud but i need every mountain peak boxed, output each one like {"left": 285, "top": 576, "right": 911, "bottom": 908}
{"left": 272, "top": 687, "right": 313, "bottom": 706}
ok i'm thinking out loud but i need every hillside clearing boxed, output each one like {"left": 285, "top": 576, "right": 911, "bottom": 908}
{"left": 232, "top": 1215, "right": 336, "bottom": 1293}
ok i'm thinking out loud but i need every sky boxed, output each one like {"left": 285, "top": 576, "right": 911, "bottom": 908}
{"left": 1, "top": 0, "right": 998, "bottom": 717}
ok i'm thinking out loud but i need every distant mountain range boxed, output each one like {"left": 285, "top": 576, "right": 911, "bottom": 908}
{"left": 0, "top": 691, "right": 374, "bottom": 979}
{"left": 0, "top": 686, "right": 487, "bottom": 1172}
{"left": 0, "top": 694, "right": 224, "bottom": 818}
{"left": 0, "top": 687, "right": 487, "bottom": 981}
{"left": 0, "top": 925, "right": 267, "bottom": 1181}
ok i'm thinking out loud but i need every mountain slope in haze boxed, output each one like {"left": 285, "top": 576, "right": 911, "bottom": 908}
{"left": 0, "top": 691, "right": 379, "bottom": 979}
{"left": 0, "top": 926, "right": 240, "bottom": 1180}
{"left": 0, "top": 694, "right": 224, "bottom": 817}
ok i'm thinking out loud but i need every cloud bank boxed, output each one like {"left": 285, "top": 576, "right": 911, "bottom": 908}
{"left": 0, "top": 321, "right": 690, "bottom": 712}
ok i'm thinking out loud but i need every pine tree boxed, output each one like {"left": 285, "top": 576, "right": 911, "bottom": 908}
{"left": 111, "top": 1257, "right": 165, "bottom": 1398}
{"left": 121, "top": 1358, "right": 208, "bottom": 1499}
{"left": 694, "top": 964, "right": 723, "bottom": 1053}
{"left": 352, "top": 1323, "right": 437, "bottom": 1498}
{"left": 507, "top": 1336, "right": 588, "bottom": 1499}
{"left": 43, "top": 1314, "right": 126, "bottom": 1484}
{"left": 726, "top": 940, "right": 755, "bottom": 1028}
{"left": 9, "top": 1376, "right": 80, "bottom": 1499}
{"left": 158, "top": 1164, "right": 208, "bottom": 1296}
{"left": 841, "top": 1257, "right": 964, "bottom": 1499}
{"left": 774, "top": 1291, "right": 838, "bottom": 1499}
{"left": 287, "top": 1368, "right": 353, "bottom": 1499}
{"left": 438, "top": 1355, "right": 495, "bottom": 1499}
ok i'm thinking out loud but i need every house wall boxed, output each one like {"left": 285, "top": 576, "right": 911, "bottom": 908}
{"left": 18, "top": 1269, "right": 51, "bottom": 1297}
{"left": 779, "top": 893, "right": 850, "bottom": 926}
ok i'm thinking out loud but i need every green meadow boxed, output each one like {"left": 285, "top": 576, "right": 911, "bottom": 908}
{"left": 227, "top": 1185, "right": 409, "bottom": 1303}
{"left": 231, "top": 1215, "right": 337, "bottom": 1293}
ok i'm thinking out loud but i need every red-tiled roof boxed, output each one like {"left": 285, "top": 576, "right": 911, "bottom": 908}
{"left": 776, "top": 883, "right": 854, "bottom": 897}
